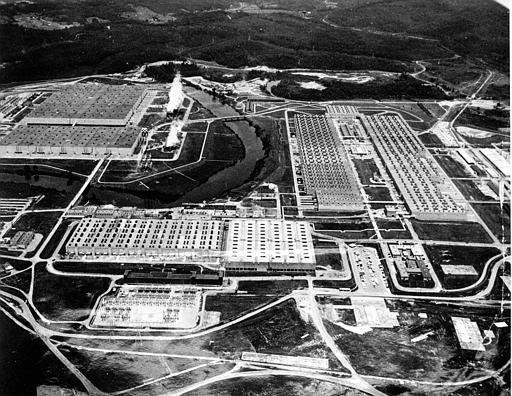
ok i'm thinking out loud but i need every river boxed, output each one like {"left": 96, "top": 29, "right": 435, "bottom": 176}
{"left": 85, "top": 90, "right": 265, "bottom": 208}
{"left": 175, "top": 120, "right": 264, "bottom": 205}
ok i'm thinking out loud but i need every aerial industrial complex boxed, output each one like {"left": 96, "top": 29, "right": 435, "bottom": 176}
{"left": 0, "top": 50, "right": 508, "bottom": 396}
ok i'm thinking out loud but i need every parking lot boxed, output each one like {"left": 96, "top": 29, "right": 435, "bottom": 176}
{"left": 348, "top": 246, "right": 391, "bottom": 295}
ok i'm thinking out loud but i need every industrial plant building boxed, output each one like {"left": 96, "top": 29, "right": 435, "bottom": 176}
{"left": 0, "top": 125, "right": 141, "bottom": 157}
{"left": 66, "top": 213, "right": 318, "bottom": 274}
{"left": 24, "top": 84, "right": 148, "bottom": 126}
{"left": 223, "top": 219, "right": 316, "bottom": 273}
{"left": 66, "top": 218, "right": 225, "bottom": 259}
{"left": 363, "top": 114, "right": 468, "bottom": 221}
{"left": 0, "top": 83, "right": 156, "bottom": 157}
{"left": 294, "top": 114, "right": 364, "bottom": 211}
{"left": 388, "top": 243, "right": 433, "bottom": 286}
{"left": 326, "top": 105, "right": 359, "bottom": 118}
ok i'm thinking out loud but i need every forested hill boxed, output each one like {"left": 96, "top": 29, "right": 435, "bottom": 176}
{"left": 0, "top": 0, "right": 508, "bottom": 83}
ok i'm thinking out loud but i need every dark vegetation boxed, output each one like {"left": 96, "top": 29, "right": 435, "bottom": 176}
{"left": 40, "top": 219, "right": 76, "bottom": 259}
{"left": 0, "top": 258, "right": 33, "bottom": 293}
{"left": 204, "top": 293, "right": 277, "bottom": 322}
{"left": 0, "top": 159, "right": 97, "bottom": 175}
{"left": 192, "top": 376, "right": 347, "bottom": 396}
{"left": 313, "top": 279, "right": 357, "bottom": 290}
{"left": 324, "top": 300, "right": 510, "bottom": 381}
{"left": 411, "top": 220, "right": 494, "bottom": 243}
{"left": 273, "top": 74, "right": 449, "bottom": 100}
{"left": 32, "top": 262, "right": 111, "bottom": 321}
{"left": 424, "top": 245, "right": 501, "bottom": 289}
{"left": 85, "top": 120, "right": 250, "bottom": 207}
{"left": 326, "top": 0, "right": 508, "bottom": 71}
{"left": 205, "top": 299, "right": 345, "bottom": 370}
{"left": 433, "top": 155, "right": 472, "bottom": 178}
{"left": 0, "top": 312, "right": 86, "bottom": 396}
{"left": 145, "top": 61, "right": 201, "bottom": 80}
{"left": 364, "top": 186, "right": 393, "bottom": 202}
{"left": 58, "top": 349, "right": 148, "bottom": 393}
{"left": 419, "top": 133, "right": 443, "bottom": 147}
{"left": 352, "top": 158, "right": 381, "bottom": 185}
{"left": 236, "top": 280, "right": 307, "bottom": 294}
{"left": 245, "top": 117, "right": 294, "bottom": 193}
{"left": 471, "top": 203, "right": 511, "bottom": 243}
{"left": 455, "top": 107, "right": 510, "bottom": 132}
{"left": 377, "top": 219, "right": 412, "bottom": 239}
{"left": 453, "top": 179, "right": 496, "bottom": 202}
{"left": 314, "top": 247, "right": 343, "bottom": 270}
{"left": 417, "top": 57, "right": 485, "bottom": 95}
{"left": 4, "top": 211, "right": 62, "bottom": 258}
{"left": 0, "top": 164, "right": 85, "bottom": 209}
{"left": 0, "top": 0, "right": 507, "bottom": 85}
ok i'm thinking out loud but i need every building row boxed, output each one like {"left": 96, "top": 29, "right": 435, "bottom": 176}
{"left": 0, "top": 125, "right": 141, "bottom": 157}
{"left": 66, "top": 218, "right": 317, "bottom": 274}
{"left": 363, "top": 114, "right": 468, "bottom": 221}
{"left": 294, "top": 114, "right": 364, "bottom": 211}
{"left": 0, "top": 231, "right": 35, "bottom": 251}
{"left": 224, "top": 219, "right": 315, "bottom": 267}
{"left": 326, "top": 105, "right": 359, "bottom": 118}
{"left": 66, "top": 218, "right": 225, "bottom": 258}
{"left": 479, "top": 148, "right": 510, "bottom": 178}
{"left": 24, "top": 84, "right": 148, "bottom": 126}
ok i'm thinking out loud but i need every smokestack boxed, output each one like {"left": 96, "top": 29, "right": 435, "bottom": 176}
{"left": 167, "top": 71, "right": 184, "bottom": 114}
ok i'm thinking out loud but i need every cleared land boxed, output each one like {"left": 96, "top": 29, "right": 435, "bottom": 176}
{"left": 411, "top": 220, "right": 494, "bottom": 243}
{"left": 32, "top": 263, "right": 111, "bottom": 321}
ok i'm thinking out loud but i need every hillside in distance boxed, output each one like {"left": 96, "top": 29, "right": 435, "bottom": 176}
{"left": 0, "top": 0, "right": 508, "bottom": 83}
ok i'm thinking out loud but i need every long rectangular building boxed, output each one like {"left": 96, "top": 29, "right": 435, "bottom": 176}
{"left": 224, "top": 219, "right": 315, "bottom": 273}
{"left": 363, "top": 114, "right": 468, "bottom": 221}
{"left": 480, "top": 148, "right": 510, "bottom": 178}
{"left": 294, "top": 114, "right": 364, "bottom": 211}
{"left": 66, "top": 218, "right": 225, "bottom": 259}
{"left": 0, "top": 125, "right": 140, "bottom": 157}
{"left": 24, "top": 84, "right": 147, "bottom": 126}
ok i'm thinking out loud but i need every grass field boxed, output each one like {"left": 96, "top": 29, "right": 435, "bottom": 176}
{"left": 32, "top": 262, "right": 111, "bottom": 321}
{"left": 364, "top": 186, "right": 393, "bottom": 202}
{"left": 325, "top": 300, "right": 509, "bottom": 382}
{"left": 453, "top": 179, "right": 496, "bottom": 202}
{"left": 455, "top": 108, "right": 509, "bottom": 132}
{"left": 424, "top": 245, "right": 501, "bottom": 289}
{"left": 419, "top": 133, "right": 443, "bottom": 147}
{"left": 0, "top": 265, "right": 32, "bottom": 293}
{"left": 237, "top": 280, "right": 307, "bottom": 295}
{"left": 204, "top": 293, "right": 277, "bottom": 322}
{"left": 0, "top": 165, "right": 86, "bottom": 209}
{"left": 352, "top": 158, "right": 381, "bottom": 185}
{"left": 377, "top": 219, "right": 412, "bottom": 240}
{"left": 411, "top": 220, "right": 493, "bottom": 243}
{"left": 433, "top": 155, "right": 472, "bottom": 178}
{"left": 471, "top": 203, "right": 511, "bottom": 243}
{"left": 40, "top": 219, "right": 77, "bottom": 259}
